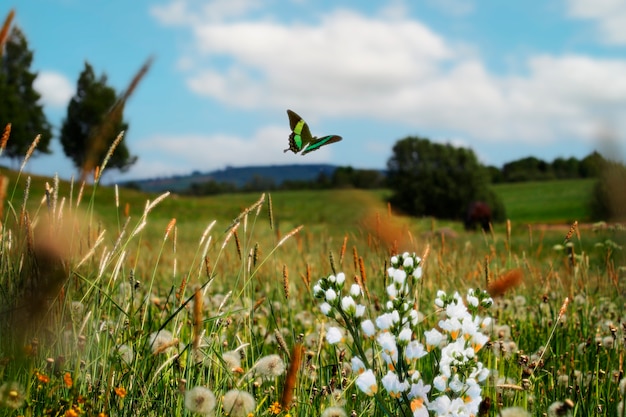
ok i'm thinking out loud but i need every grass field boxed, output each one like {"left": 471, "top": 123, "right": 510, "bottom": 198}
{"left": 0, "top": 165, "right": 624, "bottom": 417}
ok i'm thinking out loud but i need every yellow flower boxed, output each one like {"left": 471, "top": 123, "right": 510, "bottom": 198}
{"left": 268, "top": 401, "right": 281, "bottom": 414}
{"left": 36, "top": 372, "right": 50, "bottom": 384}
{"left": 65, "top": 409, "right": 78, "bottom": 417}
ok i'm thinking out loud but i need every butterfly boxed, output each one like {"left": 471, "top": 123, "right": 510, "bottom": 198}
{"left": 284, "top": 110, "right": 342, "bottom": 155}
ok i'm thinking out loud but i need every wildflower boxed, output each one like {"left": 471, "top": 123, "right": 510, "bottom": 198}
{"left": 405, "top": 340, "right": 427, "bottom": 360}
{"left": 117, "top": 344, "right": 134, "bottom": 366}
{"left": 254, "top": 354, "right": 286, "bottom": 377}
{"left": 320, "top": 302, "right": 332, "bottom": 315}
{"left": 325, "top": 288, "right": 337, "bottom": 302}
{"left": 326, "top": 327, "right": 344, "bottom": 344}
{"left": 361, "top": 319, "right": 376, "bottom": 337}
{"left": 335, "top": 272, "right": 346, "bottom": 286}
{"left": 222, "top": 350, "right": 243, "bottom": 373}
{"left": 222, "top": 389, "right": 256, "bottom": 417}
{"left": 397, "top": 327, "right": 412, "bottom": 344}
{"left": 321, "top": 406, "right": 347, "bottom": 417}
{"left": 114, "top": 386, "right": 127, "bottom": 398}
{"left": 424, "top": 328, "right": 444, "bottom": 350}
{"left": 340, "top": 296, "right": 356, "bottom": 315}
{"left": 149, "top": 329, "right": 175, "bottom": 354}
{"left": 36, "top": 372, "right": 50, "bottom": 384}
{"left": 349, "top": 283, "right": 361, "bottom": 297}
{"left": 381, "top": 370, "right": 410, "bottom": 398}
{"left": 355, "top": 304, "right": 366, "bottom": 317}
{"left": 185, "top": 386, "right": 216, "bottom": 415}
{"left": 351, "top": 356, "right": 366, "bottom": 374}
{"left": 66, "top": 409, "right": 79, "bottom": 417}
{"left": 64, "top": 372, "right": 73, "bottom": 388}
{"left": 268, "top": 401, "right": 281, "bottom": 414}
{"left": 0, "top": 382, "right": 25, "bottom": 409}
{"left": 356, "top": 369, "right": 378, "bottom": 396}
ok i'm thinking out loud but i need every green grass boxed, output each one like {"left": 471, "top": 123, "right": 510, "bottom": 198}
{"left": 493, "top": 179, "right": 595, "bottom": 223}
{"left": 0, "top": 165, "right": 624, "bottom": 417}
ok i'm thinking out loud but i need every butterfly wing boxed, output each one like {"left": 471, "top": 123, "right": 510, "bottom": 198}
{"left": 301, "top": 135, "right": 342, "bottom": 155}
{"left": 285, "top": 110, "right": 314, "bottom": 153}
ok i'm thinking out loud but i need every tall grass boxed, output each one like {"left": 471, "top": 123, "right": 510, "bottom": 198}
{"left": 0, "top": 141, "right": 625, "bottom": 416}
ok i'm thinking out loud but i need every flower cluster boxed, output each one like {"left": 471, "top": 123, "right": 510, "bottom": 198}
{"left": 313, "top": 252, "right": 493, "bottom": 417}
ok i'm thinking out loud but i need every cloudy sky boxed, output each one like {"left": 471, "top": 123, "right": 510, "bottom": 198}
{"left": 10, "top": 0, "right": 626, "bottom": 182}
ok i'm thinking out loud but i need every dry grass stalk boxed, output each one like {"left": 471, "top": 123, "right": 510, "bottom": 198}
{"left": 352, "top": 246, "right": 359, "bottom": 272}
{"left": 233, "top": 230, "right": 242, "bottom": 260}
{"left": 339, "top": 235, "right": 348, "bottom": 265}
{"left": 358, "top": 256, "right": 371, "bottom": 302}
{"left": 96, "top": 131, "right": 125, "bottom": 182}
{"left": 300, "top": 263, "right": 311, "bottom": 291}
{"left": 268, "top": 193, "right": 274, "bottom": 230}
{"left": 0, "top": 123, "right": 10, "bottom": 153}
{"left": 274, "top": 329, "right": 289, "bottom": 357}
{"left": 282, "top": 264, "right": 289, "bottom": 299}
{"left": 192, "top": 287, "right": 203, "bottom": 351}
{"left": 164, "top": 218, "right": 176, "bottom": 241}
{"left": 277, "top": 225, "right": 303, "bottom": 248}
{"left": 0, "top": 9, "right": 15, "bottom": 54}
{"left": 487, "top": 268, "right": 523, "bottom": 297}
{"left": 19, "top": 177, "right": 31, "bottom": 227}
{"left": 505, "top": 219, "right": 511, "bottom": 252}
{"left": 558, "top": 297, "right": 570, "bottom": 320}
{"left": 20, "top": 134, "right": 40, "bottom": 173}
{"left": 281, "top": 343, "right": 304, "bottom": 409}
{"left": 0, "top": 175, "right": 8, "bottom": 219}
{"left": 564, "top": 221, "right": 578, "bottom": 243}
{"left": 484, "top": 256, "right": 491, "bottom": 288}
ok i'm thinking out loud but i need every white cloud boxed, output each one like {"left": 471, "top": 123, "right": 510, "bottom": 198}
{"left": 566, "top": 0, "right": 626, "bottom": 44}
{"left": 34, "top": 71, "right": 74, "bottom": 109}
{"left": 153, "top": 2, "right": 626, "bottom": 151}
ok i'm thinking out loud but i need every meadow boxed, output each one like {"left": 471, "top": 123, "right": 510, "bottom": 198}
{"left": 0, "top": 159, "right": 624, "bottom": 417}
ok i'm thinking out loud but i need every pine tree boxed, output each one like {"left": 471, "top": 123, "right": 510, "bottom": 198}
{"left": 0, "top": 26, "right": 52, "bottom": 162}
{"left": 60, "top": 62, "right": 137, "bottom": 177}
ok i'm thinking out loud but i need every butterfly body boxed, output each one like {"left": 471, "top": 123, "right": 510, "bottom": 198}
{"left": 284, "top": 110, "right": 342, "bottom": 155}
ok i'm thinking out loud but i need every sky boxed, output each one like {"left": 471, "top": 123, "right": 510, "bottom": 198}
{"left": 8, "top": 0, "right": 626, "bottom": 183}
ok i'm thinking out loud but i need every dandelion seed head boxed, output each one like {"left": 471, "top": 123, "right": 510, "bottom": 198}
{"left": 222, "top": 390, "right": 256, "bottom": 417}
{"left": 0, "top": 382, "right": 25, "bottom": 409}
{"left": 254, "top": 354, "right": 285, "bottom": 377}
{"left": 149, "top": 329, "right": 174, "bottom": 354}
{"left": 185, "top": 386, "right": 216, "bottom": 415}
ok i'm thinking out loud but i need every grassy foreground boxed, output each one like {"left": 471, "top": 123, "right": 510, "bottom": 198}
{"left": 0, "top": 163, "right": 624, "bottom": 417}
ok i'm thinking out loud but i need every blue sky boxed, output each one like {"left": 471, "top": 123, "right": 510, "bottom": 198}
{"left": 10, "top": 0, "right": 626, "bottom": 183}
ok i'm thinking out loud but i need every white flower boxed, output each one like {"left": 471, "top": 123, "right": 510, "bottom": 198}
{"left": 326, "top": 327, "right": 343, "bottom": 344}
{"left": 325, "top": 288, "right": 337, "bottom": 302}
{"left": 424, "top": 328, "right": 444, "bottom": 349}
{"left": 356, "top": 369, "right": 378, "bottom": 396}
{"left": 361, "top": 320, "right": 376, "bottom": 337}
{"left": 412, "top": 266, "right": 423, "bottom": 279}
{"left": 390, "top": 255, "right": 398, "bottom": 265}
{"left": 391, "top": 268, "right": 407, "bottom": 285}
{"left": 406, "top": 340, "right": 427, "bottom": 360}
{"left": 349, "top": 283, "right": 362, "bottom": 297}
{"left": 381, "top": 370, "right": 410, "bottom": 398}
{"left": 320, "top": 302, "right": 332, "bottom": 315}
{"left": 341, "top": 296, "right": 356, "bottom": 315}
{"left": 313, "top": 283, "right": 323, "bottom": 296}
{"left": 398, "top": 327, "right": 412, "bottom": 344}
{"left": 351, "top": 356, "right": 366, "bottom": 374}
{"left": 336, "top": 272, "right": 346, "bottom": 285}
{"left": 355, "top": 304, "right": 366, "bottom": 317}
{"left": 403, "top": 256, "right": 414, "bottom": 268}
{"left": 386, "top": 283, "right": 398, "bottom": 299}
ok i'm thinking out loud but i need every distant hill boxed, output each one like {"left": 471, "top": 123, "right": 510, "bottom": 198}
{"left": 121, "top": 164, "right": 340, "bottom": 193}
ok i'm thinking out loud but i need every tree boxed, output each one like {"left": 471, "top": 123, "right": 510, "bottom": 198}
{"left": 0, "top": 26, "right": 52, "bottom": 161}
{"left": 589, "top": 158, "right": 626, "bottom": 221}
{"left": 387, "top": 136, "right": 505, "bottom": 221}
{"left": 60, "top": 62, "right": 137, "bottom": 177}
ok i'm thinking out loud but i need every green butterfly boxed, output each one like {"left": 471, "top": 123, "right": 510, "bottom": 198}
{"left": 284, "top": 109, "right": 342, "bottom": 155}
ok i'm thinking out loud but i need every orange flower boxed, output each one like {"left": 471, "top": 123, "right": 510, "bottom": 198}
{"left": 36, "top": 372, "right": 50, "bottom": 383}
{"left": 65, "top": 409, "right": 78, "bottom": 417}
{"left": 114, "top": 386, "right": 127, "bottom": 398}
{"left": 63, "top": 372, "right": 73, "bottom": 388}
